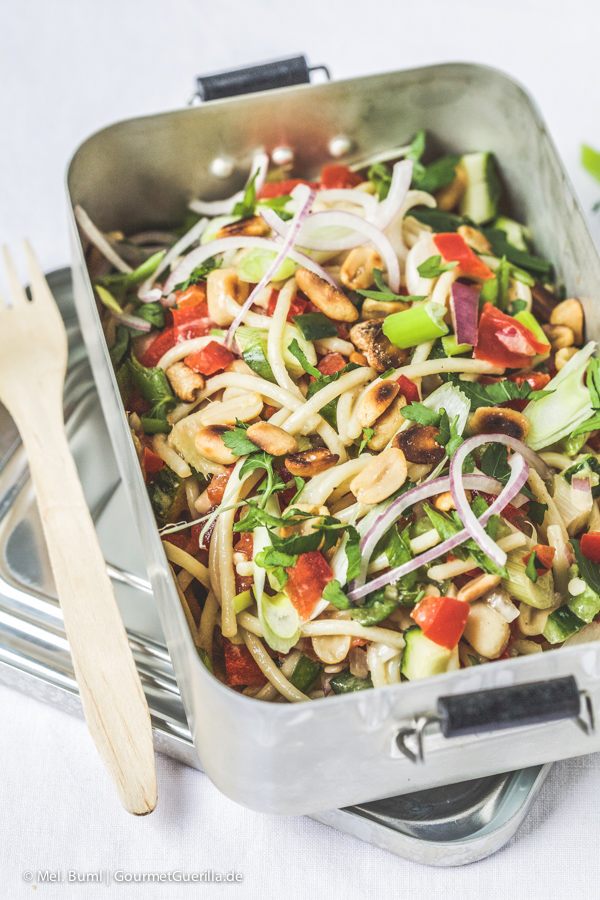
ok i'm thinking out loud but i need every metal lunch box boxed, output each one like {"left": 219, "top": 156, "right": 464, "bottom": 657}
{"left": 66, "top": 61, "right": 600, "bottom": 816}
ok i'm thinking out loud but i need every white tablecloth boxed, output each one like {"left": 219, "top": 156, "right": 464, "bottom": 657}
{"left": 2, "top": 1, "right": 600, "bottom": 896}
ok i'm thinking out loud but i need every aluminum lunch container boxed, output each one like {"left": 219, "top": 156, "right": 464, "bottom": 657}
{"left": 66, "top": 61, "right": 600, "bottom": 816}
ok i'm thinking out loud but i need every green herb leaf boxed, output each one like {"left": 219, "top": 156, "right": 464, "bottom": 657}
{"left": 401, "top": 403, "right": 441, "bottom": 426}
{"left": 345, "top": 526, "right": 362, "bottom": 582}
{"left": 232, "top": 170, "right": 258, "bottom": 218}
{"left": 136, "top": 301, "right": 165, "bottom": 329}
{"left": 525, "top": 549, "right": 540, "bottom": 583}
{"left": 221, "top": 427, "right": 261, "bottom": 457}
{"left": 412, "top": 154, "right": 461, "bottom": 194}
{"left": 368, "top": 163, "right": 392, "bottom": 201}
{"left": 404, "top": 130, "right": 427, "bottom": 182}
{"left": 292, "top": 312, "right": 337, "bottom": 341}
{"left": 358, "top": 427, "right": 375, "bottom": 454}
{"left": 468, "top": 654, "right": 481, "bottom": 666}
{"left": 174, "top": 256, "right": 221, "bottom": 292}
{"left": 510, "top": 298, "right": 528, "bottom": 315}
{"left": 480, "top": 442, "right": 511, "bottom": 485}
{"left": 348, "top": 591, "right": 400, "bottom": 626}
{"left": 323, "top": 579, "right": 351, "bottom": 610}
{"left": 417, "top": 255, "right": 458, "bottom": 279}
{"left": 571, "top": 538, "right": 600, "bottom": 595}
{"left": 356, "top": 268, "right": 426, "bottom": 303}
{"left": 109, "top": 325, "right": 130, "bottom": 367}
{"left": 527, "top": 499, "right": 548, "bottom": 526}
{"left": 287, "top": 338, "right": 322, "bottom": 379}
{"left": 446, "top": 373, "right": 532, "bottom": 410}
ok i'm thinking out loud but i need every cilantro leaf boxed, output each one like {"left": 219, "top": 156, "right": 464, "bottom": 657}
{"left": 401, "top": 403, "right": 441, "bottom": 427}
{"left": 345, "top": 526, "right": 361, "bottom": 582}
{"left": 445, "top": 373, "right": 532, "bottom": 411}
{"left": 255, "top": 546, "right": 298, "bottom": 570}
{"left": 511, "top": 298, "right": 528, "bottom": 315}
{"left": 527, "top": 499, "right": 548, "bottom": 526}
{"left": 436, "top": 410, "right": 464, "bottom": 459}
{"left": 136, "top": 301, "right": 165, "bottom": 329}
{"left": 571, "top": 538, "right": 600, "bottom": 595}
{"left": 221, "top": 426, "right": 261, "bottom": 456}
{"left": 258, "top": 194, "right": 292, "bottom": 213}
{"left": 417, "top": 255, "right": 458, "bottom": 279}
{"left": 404, "top": 130, "right": 427, "bottom": 182}
{"left": 412, "top": 154, "right": 461, "bottom": 194}
{"left": 529, "top": 389, "right": 555, "bottom": 401}
{"left": 480, "top": 442, "right": 511, "bottom": 485}
{"left": 323, "top": 580, "right": 351, "bottom": 610}
{"left": 524, "top": 549, "right": 540, "bottom": 583}
{"left": 368, "top": 163, "right": 392, "bottom": 201}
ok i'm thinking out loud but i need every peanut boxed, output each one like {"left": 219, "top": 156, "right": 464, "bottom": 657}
{"left": 340, "top": 247, "right": 383, "bottom": 291}
{"left": 165, "top": 361, "right": 204, "bottom": 402}
{"left": 194, "top": 424, "right": 238, "bottom": 465}
{"left": 469, "top": 406, "right": 529, "bottom": 441}
{"left": 350, "top": 447, "right": 407, "bottom": 505}
{"left": 542, "top": 323, "right": 574, "bottom": 352}
{"left": 206, "top": 268, "right": 250, "bottom": 326}
{"left": 246, "top": 422, "right": 298, "bottom": 456}
{"left": 295, "top": 268, "right": 358, "bottom": 322}
{"left": 368, "top": 395, "right": 408, "bottom": 451}
{"left": 550, "top": 297, "right": 583, "bottom": 344}
{"left": 285, "top": 448, "right": 339, "bottom": 477}
{"left": 356, "top": 380, "right": 400, "bottom": 428}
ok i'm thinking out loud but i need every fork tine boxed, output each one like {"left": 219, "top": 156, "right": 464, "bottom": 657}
{"left": 2, "top": 245, "right": 29, "bottom": 307}
{"left": 23, "top": 239, "right": 56, "bottom": 307}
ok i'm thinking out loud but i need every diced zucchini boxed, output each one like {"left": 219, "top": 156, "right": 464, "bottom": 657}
{"left": 459, "top": 151, "right": 501, "bottom": 225}
{"left": 543, "top": 606, "right": 586, "bottom": 644}
{"left": 235, "top": 326, "right": 276, "bottom": 382}
{"left": 147, "top": 466, "right": 186, "bottom": 527}
{"left": 400, "top": 626, "right": 453, "bottom": 681}
{"left": 493, "top": 216, "right": 532, "bottom": 252}
{"left": 236, "top": 248, "right": 298, "bottom": 284}
{"left": 289, "top": 655, "right": 322, "bottom": 693}
{"left": 329, "top": 670, "right": 373, "bottom": 694}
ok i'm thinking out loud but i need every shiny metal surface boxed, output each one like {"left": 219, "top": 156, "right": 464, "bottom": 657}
{"left": 66, "top": 63, "right": 600, "bottom": 816}
{"left": 0, "top": 268, "right": 551, "bottom": 865}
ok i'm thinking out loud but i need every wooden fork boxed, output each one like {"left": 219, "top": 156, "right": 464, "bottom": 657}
{"left": 0, "top": 242, "right": 157, "bottom": 815}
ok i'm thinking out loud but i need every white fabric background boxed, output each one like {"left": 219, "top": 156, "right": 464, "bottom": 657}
{"left": 2, "top": 0, "right": 600, "bottom": 896}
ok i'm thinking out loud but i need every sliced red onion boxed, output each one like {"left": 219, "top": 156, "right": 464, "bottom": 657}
{"left": 163, "top": 235, "right": 336, "bottom": 296}
{"left": 573, "top": 476, "right": 591, "bottom": 492}
{"left": 316, "top": 189, "right": 378, "bottom": 216}
{"left": 347, "top": 464, "right": 529, "bottom": 602}
{"left": 112, "top": 312, "right": 152, "bottom": 332}
{"left": 261, "top": 208, "right": 400, "bottom": 292}
{"left": 139, "top": 288, "right": 163, "bottom": 304}
{"left": 225, "top": 185, "right": 316, "bottom": 348}
{"left": 189, "top": 152, "right": 269, "bottom": 216}
{"left": 74, "top": 205, "right": 133, "bottom": 274}
{"left": 450, "top": 435, "right": 531, "bottom": 568}
{"left": 139, "top": 216, "right": 208, "bottom": 300}
{"left": 370, "top": 160, "right": 413, "bottom": 230}
{"left": 450, "top": 282, "right": 479, "bottom": 346}
{"left": 351, "top": 471, "right": 526, "bottom": 594}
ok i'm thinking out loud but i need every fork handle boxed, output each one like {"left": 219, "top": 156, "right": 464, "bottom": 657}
{"left": 12, "top": 396, "right": 157, "bottom": 815}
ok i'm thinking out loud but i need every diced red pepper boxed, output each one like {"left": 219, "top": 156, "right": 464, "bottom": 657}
{"left": 285, "top": 551, "right": 334, "bottom": 620}
{"left": 234, "top": 532, "right": 254, "bottom": 560}
{"left": 581, "top": 532, "right": 600, "bottom": 564}
{"left": 223, "top": 639, "right": 267, "bottom": 687}
{"left": 185, "top": 341, "right": 234, "bottom": 376}
{"left": 411, "top": 595, "right": 470, "bottom": 650}
{"left": 140, "top": 320, "right": 216, "bottom": 368}
{"left": 266, "top": 289, "right": 307, "bottom": 321}
{"left": 433, "top": 233, "right": 495, "bottom": 281}
{"left": 474, "top": 303, "right": 550, "bottom": 369}
{"left": 257, "top": 179, "right": 319, "bottom": 199}
{"left": 143, "top": 446, "right": 165, "bottom": 482}
{"left": 207, "top": 467, "right": 234, "bottom": 505}
{"left": 316, "top": 353, "right": 347, "bottom": 377}
{"left": 522, "top": 544, "right": 555, "bottom": 576}
{"left": 319, "top": 164, "right": 364, "bottom": 190}
{"left": 508, "top": 369, "right": 551, "bottom": 391}
{"left": 173, "top": 282, "right": 207, "bottom": 309}
{"left": 170, "top": 301, "right": 210, "bottom": 327}
{"left": 396, "top": 374, "right": 420, "bottom": 404}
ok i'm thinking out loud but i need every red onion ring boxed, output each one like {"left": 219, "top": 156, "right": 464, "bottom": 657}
{"left": 112, "top": 312, "right": 153, "bottom": 332}
{"left": 189, "top": 152, "right": 269, "bottom": 216}
{"left": 347, "top": 462, "right": 529, "bottom": 602}
{"left": 163, "top": 234, "right": 336, "bottom": 296}
{"left": 225, "top": 185, "right": 316, "bottom": 348}
{"left": 450, "top": 282, "right": 479, "bottom": 346}
{"left": 261, "top": 208, "right": 400, "bottom": 292}
{"left": 450, "top": 444, "right": 529, "bottom": 567}
{"left": 572, "top": 476, "right": 591, "bottom": 492}
{"left": 371, "top": 159, "right": 413, "bottom": 231}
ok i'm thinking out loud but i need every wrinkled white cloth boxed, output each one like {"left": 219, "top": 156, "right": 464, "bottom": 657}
{"left": 2, "top": 1, "right": 600, "bottom": 897}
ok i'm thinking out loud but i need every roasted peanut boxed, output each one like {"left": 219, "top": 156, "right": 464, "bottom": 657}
{"left": 542, "top": 323, "right": 574, "bottom": 352}
{"left": 435, "top": 163, "right": 467, "bottom": 211}
{"left": 312, "top": 633, "right": 352, "bottom": 665}
{"left": 555, "top": 346, "right": 579, "bottom": 371}
{"left": 457, "top": 225, "right": 492, "bottom": 255}
{"left": 368, "top": 395, "right": 408, "bottom": 451}
{"left": 194, "top": 424, "right": 238, "bottom": 465}
{"left": 246, "top": 421, "right": 298, "bottom": 456}
{"left": 356, "top": 380, "right": 400, "bottom": 428}
{"left": 434, "top": 490, "right": 471, "bottom": 512}
{"left": 349, "top": 351, "right": 368, "bottom": 366}
{"left": 206, "top": 268, "right": 250, "bottom": 326}
{"left": 165, "top": 361, "right": 204, "bottom": 402}
{"left": 340, "top": 247, "right": 383, "bottom": 291}
{"left": 215, "top": 216, "right": 270, "bottom": 239}
{"left": 550, "top": 297, "right": 583, "bottom": 344}
{"left": 350, "top": 447, "right": 407, "bottom": 505}
{"left": 361, "top": 298, "right": 409, "bottom": 319}
{"left": 295, "top": 268, "right": 358, "bottom": 322}
{"left": 463, "top": 601, "right": 510, "bottom": 659}
{"left": 469, "top": 406, "right": 529, "bottom": 441}
{"left": 285, "top": 448, "right": 339, "bottom": 477}
{"left": 392, "top": 425, "right": 445, "bottom": 464}
{"left": 349, "top": 318, "right": 408, "bottom": 372}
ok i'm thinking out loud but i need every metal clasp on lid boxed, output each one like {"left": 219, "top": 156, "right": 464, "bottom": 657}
{"left": 394, "top": 677, "right": 595, "bottom": 764}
